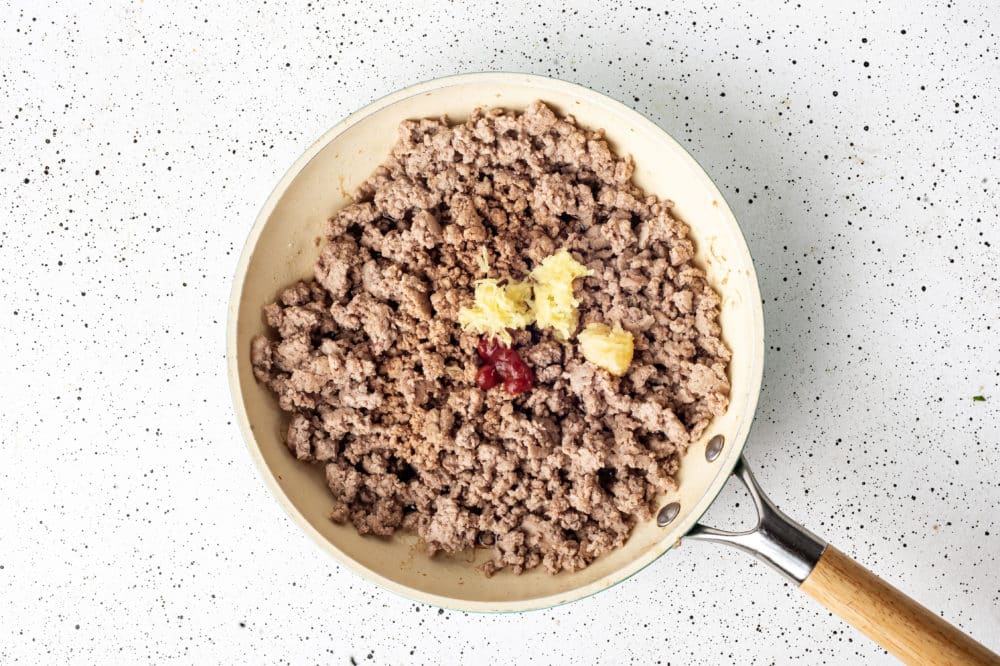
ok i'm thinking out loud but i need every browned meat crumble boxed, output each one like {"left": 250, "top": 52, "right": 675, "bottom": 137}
{"left": 251, "top": 101, "right": 731, "bottom": 575}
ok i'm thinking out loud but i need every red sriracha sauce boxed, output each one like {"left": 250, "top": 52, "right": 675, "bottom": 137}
{"left": 475, "top": 363, "right": 501, "bottom": 390}
{"left": 476, "top": 337, "right": 534, "bottom": 395}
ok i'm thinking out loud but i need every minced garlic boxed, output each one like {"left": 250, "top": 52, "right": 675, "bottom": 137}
{"left": 578, "top": 322, "right": 634, "bottom": 376}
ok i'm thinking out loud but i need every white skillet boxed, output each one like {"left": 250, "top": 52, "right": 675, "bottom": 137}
{"left": 227, "top": 73, "right": 997, "bottom": 665}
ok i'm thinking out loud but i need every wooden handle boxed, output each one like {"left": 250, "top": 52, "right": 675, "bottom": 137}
{"left": 801, "top": 546, "right": 999, "bottom": 665}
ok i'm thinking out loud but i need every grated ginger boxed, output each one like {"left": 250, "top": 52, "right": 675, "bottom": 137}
{"left": 578, "top": 322, "right": 635, "bottom": 376}
{"left": 458, "top": 249, "right": 593, "bottom": 343}
{"left": 529, "top": 250, "right": 593, "bottom": 340}
{"left": 477, "top": 247, "right": 490, "bottom": 274}
{"left": 457, "top": 279, "right": 534, "bottom": 345}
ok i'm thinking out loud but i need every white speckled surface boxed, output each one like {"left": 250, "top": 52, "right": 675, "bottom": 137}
{"left": 1, "top": 0, "right": 998, "bottom": 663}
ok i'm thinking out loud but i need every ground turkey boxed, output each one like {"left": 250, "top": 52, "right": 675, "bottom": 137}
{"left": 251, "top": 101, "right": 731, "bottom": 575}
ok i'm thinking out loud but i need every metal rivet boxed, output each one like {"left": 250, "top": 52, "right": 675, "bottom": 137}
{"left": 656, "top": 502, "right": 680, "bottom": 527}
{"left": 705, "top": 434, "right": 725, "bottom": 462}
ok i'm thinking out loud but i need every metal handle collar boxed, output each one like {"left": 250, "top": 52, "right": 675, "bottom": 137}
{"left": 685, "top": 456, "right": 827, "bottom": 583}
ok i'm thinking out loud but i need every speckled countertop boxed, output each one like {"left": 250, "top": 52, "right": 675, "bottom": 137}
{"left": 2, "top": 1, "right": 998, "bottom": 663}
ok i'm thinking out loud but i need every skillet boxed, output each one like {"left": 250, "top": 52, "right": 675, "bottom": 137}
{"left": 226, "top": 73, "right": 998, "bottom": 665}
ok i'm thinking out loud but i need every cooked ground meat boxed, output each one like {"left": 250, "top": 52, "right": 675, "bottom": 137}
{"left": 251, "top": 101, "right": 731, "bottom": 575}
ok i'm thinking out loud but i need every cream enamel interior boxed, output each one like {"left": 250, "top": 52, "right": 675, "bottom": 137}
{"left": 226, "top": 73, "right": 765, "bottom": 612}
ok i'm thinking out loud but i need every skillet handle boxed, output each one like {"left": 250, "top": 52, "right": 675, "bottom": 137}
{"left": 801, "top": 545, "right": 999, "bottom": 665}
{"left": 684, "top": 456, "right": 999, "bottom": 665}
